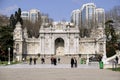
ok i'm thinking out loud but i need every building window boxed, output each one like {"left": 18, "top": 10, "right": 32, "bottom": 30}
{"left": 22, "top": 13, "right": 28, "bottom": 16}
{"left": 30, "top": 13, "right": 37, "bottom": 22}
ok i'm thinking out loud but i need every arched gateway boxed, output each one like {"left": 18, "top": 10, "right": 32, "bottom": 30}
{"left": 55, "top": 38, "right": 64, "bottom": 55}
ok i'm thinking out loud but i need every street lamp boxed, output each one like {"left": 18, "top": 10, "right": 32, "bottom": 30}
{"left": 8, "top": 47, "right": 10, "bottom": 64}
{"left": 13, "top": 48, "right": 16, "bottom": 62}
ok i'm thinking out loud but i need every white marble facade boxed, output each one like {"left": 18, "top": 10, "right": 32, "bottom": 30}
{"left": 13, "top": 22, "right": 106, "bottom": 61}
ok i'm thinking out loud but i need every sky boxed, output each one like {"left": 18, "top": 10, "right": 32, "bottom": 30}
{"left": 0, "top": 0, "right": 120, "bottom": 21}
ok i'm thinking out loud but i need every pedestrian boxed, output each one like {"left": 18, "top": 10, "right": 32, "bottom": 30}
{"left": 74, "top": 57, "right": 77, "bottom": 68}
{"left": 112, "top": 59, "right": 117, "bottom": 69}
{"left": 71, "top": 57, "right": 74, "bottom": 68}
{"left": 115, "top": 56, "right": 119, "bottom": 64}
{"left": 33, "top": 57, "right": 37, "bottom": 65}
{"left": 22, "top": 58, "right": 25, "bottom": 63}
{"left": 29, "top": 57, "right": 32, "bottom": 65}
{"left": 58, "top": 57, "right": 60, "bottom": 63}
{"left": 51, "top": 56, "right": 54, "bottom": 64}
{"left": 41, "top": 57, "right": 45, "bottom": 64}
{"left": 53, "top": 57, "right": 57, "bottom": 65}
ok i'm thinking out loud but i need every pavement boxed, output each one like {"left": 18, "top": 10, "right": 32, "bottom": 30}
{"left": 0, "top": 63, "right": 120, "bottom": 80}
{"left": 0, "top": 56, "right": 120, "bottom": 80}
{"left": 0, "top": 63, "right": 99, "bottom": 68}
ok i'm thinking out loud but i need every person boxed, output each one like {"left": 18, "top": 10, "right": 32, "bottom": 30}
{"left": 41, "top": 57, "right": 45, "bottom": 64}
{"left": 115, "top": 56, "right": 119, "bottom": 64}
{"left": 74, "top": 57, "right": 77, "bottom": 68}
{"left": 51, "top": 56, "right": 54, "bottom": 64}
{"left": 53, "top": 57, "right": 57, "bottom": 65}
{"left": 71, "top": 57, "right": 74, "bottom": 68}
{"left": 29, "top": 57, "right": 32, "bottom": 65}
{"left": 33, "top": 57, "right": 37, "bottom": 65}
{"left": 112, "top": 59, "right": 117, "bottom": 69}
{"left": 22, "top": 58, "right": 25, "bottom": 63}
{"left": 58, "top": 57, "right": 60, "bottom": 63}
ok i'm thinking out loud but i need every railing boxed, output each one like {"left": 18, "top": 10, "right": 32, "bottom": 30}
{"left": 106, "top": 50, "right": 120, "bottom": 63}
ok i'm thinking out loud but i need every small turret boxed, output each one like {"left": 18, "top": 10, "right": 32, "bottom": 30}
{"left": 13, "top": 22, "right": 23, "bottom": 41}
{"left": 13, "top": 22, "right": 23, "bottom": 61}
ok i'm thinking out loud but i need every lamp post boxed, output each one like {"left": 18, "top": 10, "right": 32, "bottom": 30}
{"left": 13, "top": 48, "right": 16, "bottom": 62}
{"left": 8, "top": 47, "right": 10, "bottom": 64}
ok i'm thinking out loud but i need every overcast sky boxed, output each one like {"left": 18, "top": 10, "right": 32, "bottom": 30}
{"left": 0, "top": 0, "right": 120, "bottom": 21}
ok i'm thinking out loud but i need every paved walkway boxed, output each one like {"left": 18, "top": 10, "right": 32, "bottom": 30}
{"left": 0, "top": 63, "right": 120, "bottom": 80}
{"left": 0, "top": 64, "right": 120, "bottom": 80}
{"left": 0, "top": 56, "right": 120, "bottom": 80}
{"left": 0, "top": 63, "right": 99, "bottom": 68}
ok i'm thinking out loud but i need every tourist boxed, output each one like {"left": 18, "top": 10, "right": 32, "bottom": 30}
{"left": 71, "top": 57, "right": 74, "bottom": 68}
{"left": 22, "top": 58, "right": 25, "bottom": 63}
{"left": 33, "top": 57, "right": 37, "bottom": 65}
{"left": 51, "top": 56, "right": 54, "bottom": 64}
{"left": 115, "top": 56, "right": 119, "bottom": 64}
{"left": 29, "top": 57, "right": 32, "bottom": 65}
{"left": 41, "top": 57, "right": 45, "bottom": 64}
{"left": 74, "top": 57, "right": 77, "bottom": 68}
{"left": 53, "top": 57, "right": 57, "bottom": 65}
{"left": 58, "top": 57, "right": 60, "bottom": 63}
{"left": 112, "top": 59, "right": 117, "bottom": 69}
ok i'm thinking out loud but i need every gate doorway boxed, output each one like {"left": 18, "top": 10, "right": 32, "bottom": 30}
{"left": 55, "top": 38, "right": 64, "bottom": 55}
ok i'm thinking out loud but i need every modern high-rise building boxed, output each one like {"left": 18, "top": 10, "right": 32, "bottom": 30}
{"left": 95, "top": 8, "right": 105, "bottom": 28}
{"left": 71, "top": 3, "right": 105, "bottom": 37}
{"left": 29, "top": 9, "right": 40, "bottom": 23}
{"left": 21, "top": 11, "right": 29, "bottom": 20}
{"left": 21, "top": 9, "right": 40, "bottom": 23}
{"left": 71, "top": 9, "right": 81, "bottom": 27}
{"left": 80, "top": 3, "right": 96, "bottom": 29}
{"left": 21, "top": 9, "right": 52, "bottom": 23}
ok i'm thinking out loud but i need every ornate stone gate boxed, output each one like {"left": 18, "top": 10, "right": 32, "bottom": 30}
{"left": 55, "top": 38, "right": 64, "bottom": 55}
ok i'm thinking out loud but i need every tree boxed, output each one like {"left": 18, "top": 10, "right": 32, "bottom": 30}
{"left": 22, "top": 19, "right": 41, "bottom": 38}
{"left": 105, "top": 5, "right": 120, "bottom": 22}
{"left": 105, "top": 5, "right": 120, "bottom": 57}
{"left": 9, "top": 8, "right": 23, "bottom": 29}
{"left": 10, "top": 14, "right": 16, "bottom": 29}
{"left": 0, "top": 14, "right": 9, "bottom": 26}
{"left": 18, "top": 8, "right": 21, "bottom": 17}
{"left": 0, "top": 26, "right": 13, "bottom": 61}
{"left": 17, "top": 8, "right": 23, "bottom": 25}
{"left": 105, "top": 20, "right": 118, "bottom": 57}
{"left": 105, "top": 20, "right": 117, "bottom": 43}
{"left": 22, "top": 13, "right": 53, "bottom": 38}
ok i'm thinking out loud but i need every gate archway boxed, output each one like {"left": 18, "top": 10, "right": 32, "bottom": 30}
{"left": 55, "top": 38, "right": 64, "bottom": 55}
